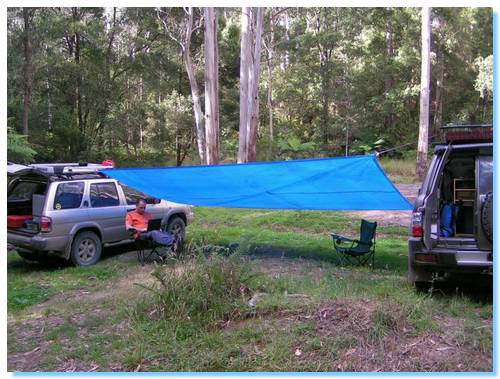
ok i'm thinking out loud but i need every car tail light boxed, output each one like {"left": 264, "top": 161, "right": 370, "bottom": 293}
{"left": 415, "top": 253, "right": 437, "bottom": 264}
{"left": 40, "top": 216, "right": 52, "bottom": 232}
{"left": 412, "top": 225, "right": 423, "bottom": 237}
{"left": 411, "top": 210, "right": 423, "bottom": 237}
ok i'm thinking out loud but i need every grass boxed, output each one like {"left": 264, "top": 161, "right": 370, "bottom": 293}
{"left": 379, "top": 157, "right": 419, "bottom": 184}
{"left": 7, "top": 250, "right": 133, "bottom": 313}
{"left": 6, "top": 161, "right": 492, "bottom": 371}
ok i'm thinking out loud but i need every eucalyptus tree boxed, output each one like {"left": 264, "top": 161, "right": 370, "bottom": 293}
{"left": 157, "top": 7, "right": 207, "bottom": 164}
{"left": 238, "top": 7, "right": 264, "bottom": 163}
{"left": 416, "top": 7, "right": 432, "bottom": 180}
{"left": 203, "top": 7, "right": 220, "bottom": 165}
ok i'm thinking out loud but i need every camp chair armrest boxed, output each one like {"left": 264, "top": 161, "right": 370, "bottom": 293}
{"left": 331, "top": 234, "right": 354, "bottom": 244}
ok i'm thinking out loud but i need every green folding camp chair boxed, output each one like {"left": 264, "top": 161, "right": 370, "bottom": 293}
{"left": 331, "top": 219, "right": 377, "bottom": 267}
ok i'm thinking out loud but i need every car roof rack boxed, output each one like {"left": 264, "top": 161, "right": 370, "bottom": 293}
{"left": 30, "top": 162, "right": 113, "bottom": 175}
{"left": 440, "top": 124, "right": 492, "bottom": 144}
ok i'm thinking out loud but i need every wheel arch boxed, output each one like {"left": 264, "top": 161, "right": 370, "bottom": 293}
{"left": 64, "top": 224, "right": 103, "bottom": 260}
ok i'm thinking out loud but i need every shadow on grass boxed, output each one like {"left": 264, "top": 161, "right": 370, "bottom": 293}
{"left": 430, "top": 275, "right": 493, "bottom": 304}
{"left": 207, "top": 240, "right": 409, "bottom": 273}
{"left": 7, "top": 242, "right": 139, "bottom": 274}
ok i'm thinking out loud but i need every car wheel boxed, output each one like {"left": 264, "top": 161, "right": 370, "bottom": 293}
{"left": 481, "top": 192, "right": 493, "bottom": 242}
{"left": 164, "top": 217, "right": 186, "bottom": 248}
{"left": 70, "top": 231, "right": 102, "bottom": 266}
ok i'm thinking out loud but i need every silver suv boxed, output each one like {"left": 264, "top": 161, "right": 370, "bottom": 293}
{"left": 7, "top": 163, "right": 194, "bottom": 266}
{"left": 408, "top": 125, "right": 493, "bottom": 289}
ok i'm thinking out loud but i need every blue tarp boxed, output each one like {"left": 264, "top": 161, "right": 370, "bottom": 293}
{"left": 101, "top": 155, "right": 412, "bottom": 211}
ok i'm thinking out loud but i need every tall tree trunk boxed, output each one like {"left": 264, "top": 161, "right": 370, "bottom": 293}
{"left": 204, "top": 7, "right": 219, "bottom": 165}
{"left": 238, "top": 7, "right": 264, "bottom": 163}
{"left": 72, "top": 8, "right": 84, "bottom": 134}
{"left": 22, "top": 8, "right": 34, "bottom": 139}
{"left": 183, "top": 8, "right": 206, "bottom": 164}
{"left": 416, "top": 7, "right": 432, "bottom": 181}
{"left": 265, "top": 9, "right": 275, "bottom": 158}
{"left": 238, "top": 7, "right": 252, "bottom": 163}
{"left": 246, "top": 7, "right": 264, "bottom": 162}
{"left": 280, "top": 9, "right": 290, "bottom": 71}
{"left": 316, "top": 9, "right": 330, "bottom": 148}
{"left": 384, "top": 12, "right": 394, "bottom": 131}
{"left": 432, "top": 15, "right": 445, "bottom": 137}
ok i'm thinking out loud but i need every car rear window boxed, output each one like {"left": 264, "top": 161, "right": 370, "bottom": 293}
{"left": 90, "top": 182, "right": 120, "bottom": 207}
{"left": 54, "top": 182, "right": 85, "bottom": 210}
{"left": 8, "top": 181, "right": 46, "bottom": 201}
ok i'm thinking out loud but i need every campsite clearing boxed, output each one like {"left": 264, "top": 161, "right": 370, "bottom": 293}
{"left": 7, "top": 184, "right": 492, "bottom": 372}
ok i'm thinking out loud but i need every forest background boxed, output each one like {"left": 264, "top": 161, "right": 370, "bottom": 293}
{"left": 6, "top": 7, "right": 493, "bottom": 167}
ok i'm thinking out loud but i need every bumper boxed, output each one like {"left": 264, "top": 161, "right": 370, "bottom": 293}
{"left": 7, "top": 232, "right": 68, "bottom": 253}
{"left": 408, "top": 238, "right": 493, "bottom": 274}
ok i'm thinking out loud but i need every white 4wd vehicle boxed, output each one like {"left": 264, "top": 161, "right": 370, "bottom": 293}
{"left": 7, "top": 162, "right": 194, "bottom": 266}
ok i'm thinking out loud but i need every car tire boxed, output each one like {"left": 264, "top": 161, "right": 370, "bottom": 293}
{"left": 481, "top": 192, "right": 493, "bottom": 243}
{"left": 70, "top": 231, "right": 102, "bottom": 266}
{"left": 163, "top": 217, "right": 186, "bottom": 249}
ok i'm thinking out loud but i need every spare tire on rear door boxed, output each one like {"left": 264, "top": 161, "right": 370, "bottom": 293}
{"left": 481, "top": 192, "right": 493, "bottom": 243}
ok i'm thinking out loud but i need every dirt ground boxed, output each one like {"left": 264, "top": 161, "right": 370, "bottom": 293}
{"left": 348, "top": 183, "right": 419, "bottom": 227}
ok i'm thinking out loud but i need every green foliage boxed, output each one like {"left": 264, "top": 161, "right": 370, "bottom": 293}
{"left": 474, "top": 55, "right": 493, "bottom": 98}
{"left": 7, "top": 126, "right": 37, "bottom": 162}
{"left": 144, "top": 253, "right": 254, "bottom": 325}
{"left": 6, "top": 7, "right": 493, "bottom": 163}
{"left": 277, "top": 136, "right": 317, "bottom": 159}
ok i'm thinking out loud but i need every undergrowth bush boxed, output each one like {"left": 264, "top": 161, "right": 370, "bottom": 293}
{"left": 147, "top": 253, "right": 255, "bottom": 325}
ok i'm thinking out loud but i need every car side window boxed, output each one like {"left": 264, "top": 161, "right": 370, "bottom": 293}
{"left": 121, "top": 184, "right": 144, "bottom": 205}
{"left": 54, "top": 182, "right": 84, "bottom": 210}
{"left": 90, "top": 182, "right": 120, "bottom": 208}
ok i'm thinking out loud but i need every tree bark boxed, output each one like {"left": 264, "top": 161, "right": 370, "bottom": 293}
{"left": 316, "top": 9, "right": 330, "bottom": 148}
{"left": 265, "top": 9, "right": 275, "bottom": 158}
{"left": 432, "top": 15, "right": 445, "bottom": 136}
{"left": 71, "top": 8, "right": 84, "bottom": 134}
{"left": 246, "top": 7, "right": 264, "bottom": 162}
{"left": 22, "top": 8, "right": 34, "bottom": 139}
{"left": 384, "top": 12, "right": 394, "bottom": 131}
{"left": 184, "top": 8, "right": 206, "bottom": 165}
{"left": 204, "top": 7, "right": 219, "bottom": 165}
{"left": 238, "top": 7, "right": 264, "bottom": 163}
{"left": 280, "top": 9, "right": 290, "bottom": 71}
{"left": 416, "top": 7, "right": 432, "bottom": 181}
{"left": 238, "top": 7, "right": 252, "bottom": 163}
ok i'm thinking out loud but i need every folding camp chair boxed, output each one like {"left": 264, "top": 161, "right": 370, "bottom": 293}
{"left": 130, "top": 219, "right": 178, "bottom": 266}
{"left": 331, "top": 219, "right": 377, "bottom": 267}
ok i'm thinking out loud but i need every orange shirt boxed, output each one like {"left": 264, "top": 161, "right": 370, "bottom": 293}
{"left": 126, "top": 210, "right": 152, "bottom": 238}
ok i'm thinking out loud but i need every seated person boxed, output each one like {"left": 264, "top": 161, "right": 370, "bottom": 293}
{"left": 125, "top": 198, "right": 175, "bottom": 246}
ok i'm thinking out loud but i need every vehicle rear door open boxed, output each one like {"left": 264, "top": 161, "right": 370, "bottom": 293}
{"left": 422, "top": 144, "right": 452, "bottom": 250}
